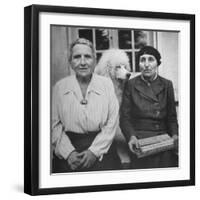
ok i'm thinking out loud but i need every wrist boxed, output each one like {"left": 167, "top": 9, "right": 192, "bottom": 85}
{"left": 88, "top": 149, "right": 96, "bottom": 156}
{"left": 67, "top": 150, "right": 76, "bottom": 160}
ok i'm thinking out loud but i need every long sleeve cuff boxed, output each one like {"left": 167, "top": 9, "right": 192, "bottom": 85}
{"left": 88, "top": 147, "right": 104, "bottom": 161}
{"left": 54, "top": 134, "right": 75, "bottom": 160}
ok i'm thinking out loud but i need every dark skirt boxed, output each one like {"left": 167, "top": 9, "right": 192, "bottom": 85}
{"left": 52, "top": 131, "right": 122, "bottom": 173}
{"left": 130, "top": 150, "right": 178, "bottom": 169}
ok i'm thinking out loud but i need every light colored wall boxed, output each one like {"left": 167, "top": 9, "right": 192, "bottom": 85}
{"left": 157, "top": 32, "right": 179, "bottom": 101}
{"left": 51, "top": 26, "right": 70, "bottom": 86}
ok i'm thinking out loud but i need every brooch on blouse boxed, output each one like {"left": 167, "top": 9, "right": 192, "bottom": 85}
{"left": 80, "top": 99, "right": 88, "bottom": 105}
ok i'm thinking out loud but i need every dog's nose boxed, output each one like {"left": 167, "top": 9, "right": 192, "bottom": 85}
{"left": 126, "top": 73, "right": 131, "bottom": 79}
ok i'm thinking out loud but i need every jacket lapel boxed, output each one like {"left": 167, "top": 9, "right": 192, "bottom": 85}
{"left": 134, "top": 76, "right": 165, "bottom": 102}
{"left": 152, "top": 76, "right": 165, "bottom": 96}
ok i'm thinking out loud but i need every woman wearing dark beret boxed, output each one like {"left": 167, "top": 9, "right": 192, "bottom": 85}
{"left": 120, "top": 46, "right": 178, "bottom": 169}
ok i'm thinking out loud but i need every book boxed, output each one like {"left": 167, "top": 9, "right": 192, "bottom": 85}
{"left": 135, "top": 134, "right": 174, "bottom": 158}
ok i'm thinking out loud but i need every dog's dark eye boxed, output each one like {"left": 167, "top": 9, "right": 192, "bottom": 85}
{"left": 116, "top": 65, "right": 121, "bottom": 69}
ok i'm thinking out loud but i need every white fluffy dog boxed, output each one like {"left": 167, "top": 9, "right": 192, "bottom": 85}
{"left": 95, "top": 49, "right": 134, "bottom": 104}
{"left": 95, "top": 49, "right": 135, "bottom": 164}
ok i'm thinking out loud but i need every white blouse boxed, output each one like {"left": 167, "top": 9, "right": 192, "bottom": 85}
{"left": 52, "top": 74, "right": 119, "bottom": 160}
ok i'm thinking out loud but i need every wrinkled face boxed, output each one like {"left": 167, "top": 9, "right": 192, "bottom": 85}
{"left": 70, "top": 44, "right": 96, "bottom": 79}
{"left": 139, "top": 54, "right": 158, "bottom": 78}
{"left": 114, "top": 64, "right": 131, "bottom": 80}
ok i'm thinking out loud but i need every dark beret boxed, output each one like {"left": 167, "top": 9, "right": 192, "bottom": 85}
{"left": 137, "top": 46, "right": 161, "bottom": 66}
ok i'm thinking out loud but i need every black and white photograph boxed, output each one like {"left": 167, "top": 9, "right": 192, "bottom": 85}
{"left": 51, "top": 26, "right": 179, "bottom": 173}
{"left": 24, "top": 4, "right": 195, "bottom": 195}
{"left": 1, "top": 0, "right": 200, "bottom": 199}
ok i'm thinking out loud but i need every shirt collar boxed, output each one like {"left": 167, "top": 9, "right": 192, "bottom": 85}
{"left": 63, "top": 74, "right": 103, "bottom": 95}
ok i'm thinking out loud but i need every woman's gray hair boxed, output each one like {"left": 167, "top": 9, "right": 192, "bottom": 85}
{"left": 68, "top": 38, "right": 96, "bottom": 62}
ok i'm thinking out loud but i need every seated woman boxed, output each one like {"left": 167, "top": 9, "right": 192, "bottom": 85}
{"left": 52, "top": 38, "right": 121, "bottom": 173}
{"left": 120, "top": 46, "right": 178, "bottom": 169}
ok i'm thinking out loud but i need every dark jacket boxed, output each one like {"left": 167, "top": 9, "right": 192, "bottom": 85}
{"left": 120, "top": 75, "right": 178, "bottom": 141}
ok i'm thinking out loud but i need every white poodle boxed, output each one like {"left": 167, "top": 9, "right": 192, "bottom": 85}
{"left": 95, "top": 49, "right": 134, "bottom": 104}
{"left": 95, "top": 49, "right": 136, "bottom": 164}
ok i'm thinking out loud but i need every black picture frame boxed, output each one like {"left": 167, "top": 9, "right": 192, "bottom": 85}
{"left": 24, "top": 4, "right": 195, "bottom": 195}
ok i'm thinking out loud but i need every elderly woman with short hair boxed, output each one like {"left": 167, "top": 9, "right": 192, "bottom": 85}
{"left": 52, "top": 38, "right": 121, "bottom": 172}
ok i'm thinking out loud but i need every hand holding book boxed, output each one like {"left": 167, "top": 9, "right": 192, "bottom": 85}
{"left": 128, "top": 135, "right": 141, "bottom": 154}
{"left": 129, "top": 134, "right": 176, "bottom": 158}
